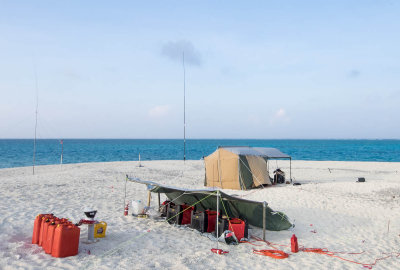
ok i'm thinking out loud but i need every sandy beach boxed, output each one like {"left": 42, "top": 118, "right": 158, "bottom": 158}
{"left": 1, "top": 160, "right": 399, "bottom": 269}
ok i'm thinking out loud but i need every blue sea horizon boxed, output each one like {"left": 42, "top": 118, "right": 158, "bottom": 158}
{"left": 0, "top": 139, "right": 399, "bottom": 169}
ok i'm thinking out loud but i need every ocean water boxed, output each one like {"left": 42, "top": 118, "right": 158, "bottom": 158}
{"left": 0, "top": 139, "right": 399, "bottom": 169}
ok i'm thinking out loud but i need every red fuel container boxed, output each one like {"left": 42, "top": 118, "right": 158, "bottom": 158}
{"left": 38, "top": 215, "right": 54, "bottom": 246}
{"left": 40, "top": 217, "right": 56, "bottom": 248}
{"left": 228, "top": 218, "right": 248, "bottom": 241}
{"left": 44, "top": 221, "right": 60, "bottom": 254}
{"left": 51, "top": 224, "right": 80, "bottom": 258}
{"left": 291, "top": 234, "right": 299, "bottom": 253}
{"left": 32, "top": 214, "right": 47, "bottom": 244}
{"left": 206, "top": 210, "right": 219, "bottom": 233}
{"left": 181, "top": 205, "right": 194, "bottom": 225}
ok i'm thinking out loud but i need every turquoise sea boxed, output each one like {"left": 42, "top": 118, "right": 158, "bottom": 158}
{"left": 0, "top": 139, "right": 399, "bottom": 169}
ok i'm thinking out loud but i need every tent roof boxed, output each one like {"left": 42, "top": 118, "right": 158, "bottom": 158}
{"left": 126, "top": 176, "right": 292, "bottom": 231}
{"left": 218, "top": 146, "right": 291, "bottom": 159}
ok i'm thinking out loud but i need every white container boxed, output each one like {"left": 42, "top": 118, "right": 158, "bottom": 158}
{"left": 131, "top": 200, "right": 145, "bottom": 216}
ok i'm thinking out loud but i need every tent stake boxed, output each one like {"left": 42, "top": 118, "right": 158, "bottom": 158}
{"left": 263, "top": 201, "right": 267, "bottom": 241}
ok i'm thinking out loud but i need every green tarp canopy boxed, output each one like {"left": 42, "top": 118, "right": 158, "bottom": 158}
{"left": 126, "top": 176, "right": 292, "bottom": 231}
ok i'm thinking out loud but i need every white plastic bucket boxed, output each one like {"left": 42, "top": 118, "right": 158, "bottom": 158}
{"left": 131, "top": 200, "right": 145, "bottom": 216}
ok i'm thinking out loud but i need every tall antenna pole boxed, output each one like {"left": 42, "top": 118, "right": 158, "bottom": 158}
{"left": 183, "top": 52, "right": 186, "bottom": 162}
{"left": 33, "top": 68, "right": 39, "bottom": 175}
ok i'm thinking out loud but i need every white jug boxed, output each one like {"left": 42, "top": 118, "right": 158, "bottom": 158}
{"left": 131, "top": 200, "right": 145, "bottom": 216}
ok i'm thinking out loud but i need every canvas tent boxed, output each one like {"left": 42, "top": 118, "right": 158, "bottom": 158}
{"left": 204, "top": 146, "right": 291, "bottom": 190}
{"left": 126, "top": 176, "right": 293, "bottom": 231}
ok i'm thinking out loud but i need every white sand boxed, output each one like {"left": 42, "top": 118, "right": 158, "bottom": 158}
{"left": 0, "top": 160, "right": 399, "bottom": 269}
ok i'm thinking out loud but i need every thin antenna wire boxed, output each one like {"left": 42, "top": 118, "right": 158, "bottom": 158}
{"left": 183, "top": 52, "right": 186, "bottom": 162}
{"left": 33, "top": 67, "right": 39, "bottom": 175}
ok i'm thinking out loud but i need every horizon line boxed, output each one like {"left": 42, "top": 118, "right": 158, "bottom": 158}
{"left": 1, "top": 138, "right": 399, "bottom": 140}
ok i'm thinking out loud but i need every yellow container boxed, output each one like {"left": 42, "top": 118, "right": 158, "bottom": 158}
{"left": 94, "top": 221, "right": 107, "bottom": 238}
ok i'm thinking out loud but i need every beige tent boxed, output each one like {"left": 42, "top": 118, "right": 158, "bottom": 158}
{"left": 204, "top": 146, "right": 291, "bottom": 190}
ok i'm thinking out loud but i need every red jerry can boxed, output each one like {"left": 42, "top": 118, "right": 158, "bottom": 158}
{"left": 51, "top": 224, "right": 80, "bottom": 258}
{"left": 39, "top": 219, "right": 53, "bottom": 248}
{"left": 44, "top": 221, "right": 60, "bottom": 254}
{"left": 32, "top": 214, "right": 46, "bottom": 244}
{"left": 38, "top": 216, "right": 53, "bottom": 247}
{"left": 206, "top": 210, "right": 219, "bottom": 233}
{"left": 228, "top": 218, "right": 248, "bottom": 241}
{"left": 181, "top": 205, "right": 194, "bottom": 225}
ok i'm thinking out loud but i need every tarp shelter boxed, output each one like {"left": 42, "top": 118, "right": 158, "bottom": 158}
{"left": 204, "top": 146, "right": 291, "bottom": 190}
{"left": 126, "top": 176, "right": 293, "bottom": 231}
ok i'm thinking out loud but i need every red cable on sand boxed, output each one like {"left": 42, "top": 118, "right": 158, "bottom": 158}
{"left": 244, "top": 235, "right": 400, "bottom": 268}
{"left": 253, "top": 249, "right": 289, "bottom": 259}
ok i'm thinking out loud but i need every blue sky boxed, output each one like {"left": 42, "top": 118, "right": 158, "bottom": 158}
{"left": 0, "top": 1, "right": 399, "bottom": 139}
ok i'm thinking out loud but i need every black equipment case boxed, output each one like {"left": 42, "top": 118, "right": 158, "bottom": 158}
{"left": 190, "top": 211, "right": 208, "bottom": 233}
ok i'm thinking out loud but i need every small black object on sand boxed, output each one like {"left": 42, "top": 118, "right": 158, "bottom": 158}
{"left": 357, "top": 177, "right": 366, "bottom": 182}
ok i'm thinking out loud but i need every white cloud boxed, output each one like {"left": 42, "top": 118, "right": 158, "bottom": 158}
{"left": 270, "top": 108, "right": 290, "bottom": 125}
{"left": 275, "top": 108, "right": 286, "bottom": 118}
{"left": 148, "top": 105, "right": 171, "bottom": 118}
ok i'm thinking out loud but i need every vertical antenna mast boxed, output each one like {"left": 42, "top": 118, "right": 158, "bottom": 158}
{"left": 183, "top": 52, "right": 186, "bottom": 162}
{"left": 33, "top": 68, "right": 39, "bottom": 175}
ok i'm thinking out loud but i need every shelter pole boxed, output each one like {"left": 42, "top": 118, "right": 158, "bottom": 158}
{"left": 263, "top": 201, "right": 267, "bottom": 241}
{"left": 216, "top": 190, "right": 220, "bottom": 249}
{"left": 158, "top": 192, "right": 161, "bottom": 211}
{"left": 290, "top": 158, "right": 292, "bottom": 183}
{"left": 147, "top": 190, "right": 151, "bottom": 208}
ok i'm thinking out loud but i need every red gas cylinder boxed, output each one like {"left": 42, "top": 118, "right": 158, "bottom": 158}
{"left": 51, "top": 224, "right": 80, "bottom": 258}
{"left": 124, "top": 204, "right": 129, "bottom": 216}
{"left": 291, "top": 234, "right": 299, "bottom": 253}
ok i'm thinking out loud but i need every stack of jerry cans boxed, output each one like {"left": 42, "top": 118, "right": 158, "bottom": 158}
{"left": 32, "top": 214, "right": 80, "bottom": 258}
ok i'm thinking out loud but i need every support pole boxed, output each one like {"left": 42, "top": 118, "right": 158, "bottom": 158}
{"left": 158, "top": 192, "right": 161, "bottom": 211}
{"left": 290, "top": 158, "right": 292, "bottom": 183}
{"left": 147, "top": 190, "right": 151, "bottom": 208}
{"left": 216, "top": 190, "right": 220, "bottom": 249}
{"left": 263, "top": 201, "right": 267, "bottom": 241}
